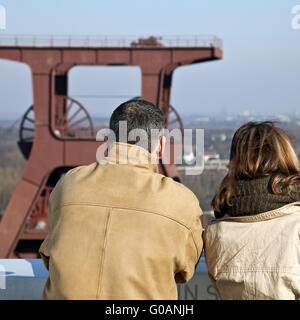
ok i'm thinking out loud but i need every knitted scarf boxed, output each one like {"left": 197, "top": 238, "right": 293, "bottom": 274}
{"left": 219, "top": 176, "right": 300, "bottom": 217}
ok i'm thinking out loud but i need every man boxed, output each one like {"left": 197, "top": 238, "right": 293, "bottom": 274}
{"left": 39, "top": 99, "right": 203, "bottom": 299}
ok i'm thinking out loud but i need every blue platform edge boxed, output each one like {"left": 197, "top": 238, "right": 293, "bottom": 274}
{"left": 0, "top": 256, "right": 208, "bottom": 278}
{"left": 0, "top": 259, "right": 48, "bottom": 278}
{"left": 196, "top": 256, "right": 207, "bottom": 273}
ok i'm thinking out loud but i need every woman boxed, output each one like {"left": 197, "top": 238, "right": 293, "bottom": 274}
{"left": 204, "top": 121, "right": 300, "bottom": 300}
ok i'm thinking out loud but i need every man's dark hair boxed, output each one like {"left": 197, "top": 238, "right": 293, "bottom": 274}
{"left": 109, "top": 99, "right": 165, "bottom": 153}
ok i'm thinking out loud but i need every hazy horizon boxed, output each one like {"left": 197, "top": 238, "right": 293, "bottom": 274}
{"left": 0, "top": 0, "right": 300, "bottom": 120}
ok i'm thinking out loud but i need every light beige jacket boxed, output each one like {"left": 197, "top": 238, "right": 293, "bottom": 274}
{"left": 204, "top": 203, "right": 300, "bottom": 300}
{"left": 39, "top": 142, "right": 203, "bottom": 300}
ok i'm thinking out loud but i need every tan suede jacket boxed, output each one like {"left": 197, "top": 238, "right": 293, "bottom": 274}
{"left": 204, "top": 203, "right": 300, "bottom": 300}
{"left": 39, "top": 142, "right": 203, "bottom": 300}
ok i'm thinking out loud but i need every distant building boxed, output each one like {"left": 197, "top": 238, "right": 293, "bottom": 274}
{"left": 204, "top": 151, "right": 220, "bottom": 162}
{"left": 182, "top": 150, "right": 221, "bottom": 165}
{"left": 275, "top": 114, "right": 291, "bottom": 123}
{"left": 219, "top": 133, "right": 226, "bottom": 141}
{"left": 195, "top": 117, "right": 210, "bottom": 122}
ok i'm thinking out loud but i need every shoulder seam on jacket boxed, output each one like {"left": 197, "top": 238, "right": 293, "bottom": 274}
{"left": 57, "top": 202, "right": 191, "bottom": 229}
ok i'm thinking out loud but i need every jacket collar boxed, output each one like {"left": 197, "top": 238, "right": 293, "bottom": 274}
{"left": 219, "top": 176, "right": 300, "bottom": 218}
{"left": 217, "top": 202, "right": 300, "bottom": 223}
{"left": 99, "top": 142, "right": 159, "bottom": 173}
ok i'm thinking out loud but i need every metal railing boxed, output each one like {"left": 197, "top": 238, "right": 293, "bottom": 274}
{"left": 0, "top": 34, "right": 222, "bottom": 49}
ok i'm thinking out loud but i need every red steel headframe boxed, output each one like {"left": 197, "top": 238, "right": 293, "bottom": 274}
{"left": 0, "top": 35, "right": 222, "bottom": 258}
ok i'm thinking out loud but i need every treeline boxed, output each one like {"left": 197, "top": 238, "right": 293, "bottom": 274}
{"left": 181, "top": 169, "right": 227, "bottom": 212}
{"left": 0, "top": 126, "right": 26, "bottom": 217}
{"left": 1, "top": 124, "right": 300, "bottom": 217}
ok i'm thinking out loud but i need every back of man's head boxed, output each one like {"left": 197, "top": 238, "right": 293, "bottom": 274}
{"left": 109, "top": 99, "right": 165, "bottom": 153}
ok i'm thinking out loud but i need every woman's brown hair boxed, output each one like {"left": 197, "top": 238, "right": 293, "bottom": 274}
{"left": 213, "top": 121, "right": 300, "bottom": 217}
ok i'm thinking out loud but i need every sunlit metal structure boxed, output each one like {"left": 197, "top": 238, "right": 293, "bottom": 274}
{"left": 0, "top": 35, "right": 222, "bottom": 257}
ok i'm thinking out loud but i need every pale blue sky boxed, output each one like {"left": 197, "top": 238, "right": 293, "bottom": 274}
{"left": 0, "top": 0, "right": 300, "bottom": 119}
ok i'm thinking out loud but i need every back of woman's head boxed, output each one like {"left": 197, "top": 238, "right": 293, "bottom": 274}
{"left": 213, "top": 121, "right": 300, "bottom": 216}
